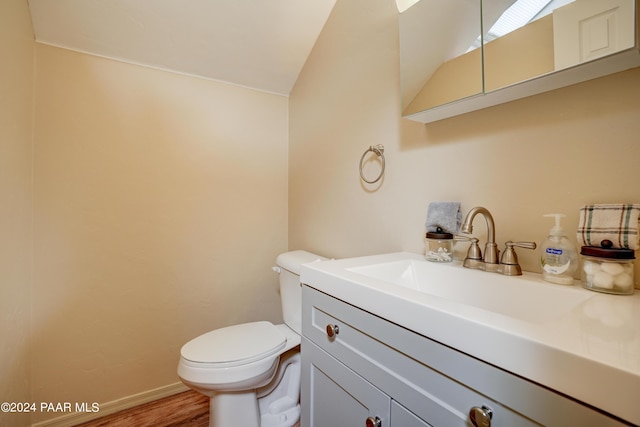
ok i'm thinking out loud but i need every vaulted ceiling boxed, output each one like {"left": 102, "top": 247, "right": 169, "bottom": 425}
{"left": 28, "top": 0, "right": 337, "bottom": 95}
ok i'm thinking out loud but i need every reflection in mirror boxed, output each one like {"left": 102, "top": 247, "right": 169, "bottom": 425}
{"left": 483, "top": 0, "right": 636, "bottom": 92}
{"left": 399, "top": 0, "right": 482, "bottom": 116}
{"left": 399, "top": 0, "right": 638, "bottom": 123}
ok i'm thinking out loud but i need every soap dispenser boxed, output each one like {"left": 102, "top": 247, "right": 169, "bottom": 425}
{"left": 540, "top": 214, "right": 578, "bottom": 285}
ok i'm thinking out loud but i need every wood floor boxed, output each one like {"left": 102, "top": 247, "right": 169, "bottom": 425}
{"left": 75, "top": 390, "right": 301, "bottom": 427}
{"left": 75, "top": 391, "right": 209, "bottom": 427}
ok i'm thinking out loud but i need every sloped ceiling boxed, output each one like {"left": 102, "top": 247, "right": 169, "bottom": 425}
{"left": 28, "top": 0, "right": 337, "bottom": 95}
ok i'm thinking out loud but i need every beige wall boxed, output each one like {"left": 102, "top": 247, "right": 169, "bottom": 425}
{"left": 32, "top": 45, "right": 288, "bottom": 422}
{"left": 290, "top": 0, "right": 640, "bottom": 280}
{"left": 0, "top": 0, "right": 34, "bottom": 426}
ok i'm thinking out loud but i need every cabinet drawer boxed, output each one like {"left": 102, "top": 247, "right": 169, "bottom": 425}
{"left": 302, "top": 286, "right": 628, "bottom": 427}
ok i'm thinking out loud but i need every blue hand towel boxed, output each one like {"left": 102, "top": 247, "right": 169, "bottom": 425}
{"left": 425, "top": 202, "right": 461, "bottom": 234}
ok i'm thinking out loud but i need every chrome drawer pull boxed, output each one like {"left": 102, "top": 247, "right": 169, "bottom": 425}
{"left": 366, "top": 416, "right": 382, "bottom": 427}
{"left": 326, "top": 324, "right": 339, "bottom": 338}
{"left": 469, "top": 405, "right": 493, "bottom": 427}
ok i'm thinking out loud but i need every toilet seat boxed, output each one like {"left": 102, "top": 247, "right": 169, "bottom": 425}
{"left": 178, "top": 321, "right": 297, "bottom": 390}
{"left": 181, "top": 321, "right": 286, "bottom": 368}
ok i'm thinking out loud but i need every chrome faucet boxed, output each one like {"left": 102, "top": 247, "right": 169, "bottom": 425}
{"left": 461, "top": 206, "right": 536, "bottom": 276}
{"left": 461, "top": 206, "right": 500, "bottom": 272}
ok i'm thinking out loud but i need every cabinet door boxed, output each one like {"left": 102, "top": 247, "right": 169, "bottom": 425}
{"left": 391, "top": 401, "right": 432, "bottom": 427}
{"left": 302, "top": 338, "right": 390, "bottom": 427}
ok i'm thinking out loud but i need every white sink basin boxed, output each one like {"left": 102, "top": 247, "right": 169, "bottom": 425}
{"left": 347, "top": 258, "right": 592, "bottom": 324}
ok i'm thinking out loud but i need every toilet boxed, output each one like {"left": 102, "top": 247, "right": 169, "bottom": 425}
{"left": 177, "top": 250, "right": 326, "bottom": 427}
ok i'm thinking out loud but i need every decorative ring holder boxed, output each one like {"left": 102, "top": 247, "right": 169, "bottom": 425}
{"left": 359, "top": 144, "right": 385, "bottom": 184}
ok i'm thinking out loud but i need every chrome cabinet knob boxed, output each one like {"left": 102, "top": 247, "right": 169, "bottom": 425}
{"left": 326, "top": 324, "right": 339, "bottom": 338}
{"left": 469, "top": 405, "right": 493, "bottom": 427}
{"left": 366, "top": 416, "right": 382, "bottom": 427}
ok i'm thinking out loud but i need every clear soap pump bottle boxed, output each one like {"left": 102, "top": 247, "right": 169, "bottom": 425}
{"left": 540, "top": 214, "right": 578, "bottom": 285}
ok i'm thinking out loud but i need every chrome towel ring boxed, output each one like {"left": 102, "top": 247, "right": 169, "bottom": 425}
{"left": 359, "top": 144, "right": 385, "bottom": 184}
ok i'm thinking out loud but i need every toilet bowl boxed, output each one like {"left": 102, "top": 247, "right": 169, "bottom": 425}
{"left": 177, "top": 250, "right": 326, "bottom": 427}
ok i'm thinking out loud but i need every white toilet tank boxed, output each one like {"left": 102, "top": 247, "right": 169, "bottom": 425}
{"left": 275, "top": 250, "right": 327, "bottom": 335}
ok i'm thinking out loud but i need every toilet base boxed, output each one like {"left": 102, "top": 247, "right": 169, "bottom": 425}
{"left": 208, "top": 350, "right": 301, "bottom": 427}
{"left": 210, "top": 390, "right": 260, "bottom": 427}
{"left": 258, "top": 351, "right": 301, "bottom": 427}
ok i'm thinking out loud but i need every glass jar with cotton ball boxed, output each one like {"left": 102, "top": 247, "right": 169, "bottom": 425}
{"left": 581, "top": 241, "right": 635, "bottom": 295}
{"left": 425, "top": 227, "right": 454, "bottom": 263}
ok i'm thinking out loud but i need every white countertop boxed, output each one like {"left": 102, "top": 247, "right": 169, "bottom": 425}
{"left": 300, "top": 252, "right": 640, "bottom": 425}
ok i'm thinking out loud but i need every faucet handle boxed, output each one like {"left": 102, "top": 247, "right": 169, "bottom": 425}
{"left": 500, "top": 241, "right": 536, "bottom": 276}
{"left": 502, "top": 241, "right": 536, "bottom": 263}
{"left": 462, "top": 238, "right": 485, "bottom": 270}
{"left": 465, "top": 238, "right": 482, "bottom": 260}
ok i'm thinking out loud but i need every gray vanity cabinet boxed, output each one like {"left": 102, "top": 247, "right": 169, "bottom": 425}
{"left": 300, "top": 286, "right": 629, "bottom": 427}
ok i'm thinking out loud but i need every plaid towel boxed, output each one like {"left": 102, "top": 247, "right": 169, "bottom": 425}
{"left": 577, "top": 204, "right": 640, "bottom": 250}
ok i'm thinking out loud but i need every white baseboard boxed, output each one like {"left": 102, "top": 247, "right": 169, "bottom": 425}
{"left": 31, "top": 382, "right": 190, "bottom": 427}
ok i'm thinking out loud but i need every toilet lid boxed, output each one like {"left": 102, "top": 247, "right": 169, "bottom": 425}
{"left": 181, "top": 321, "right": 286, "bottom": 367}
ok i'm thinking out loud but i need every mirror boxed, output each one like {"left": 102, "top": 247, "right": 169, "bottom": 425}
{"left": 483, "top": 0, "right": 636, "bottom": 92}
{"left": 400, "top": 0, "right": 639, "bottom": 123}
{"left": 399, "top": 0, "right": 482, "bottom": 116}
